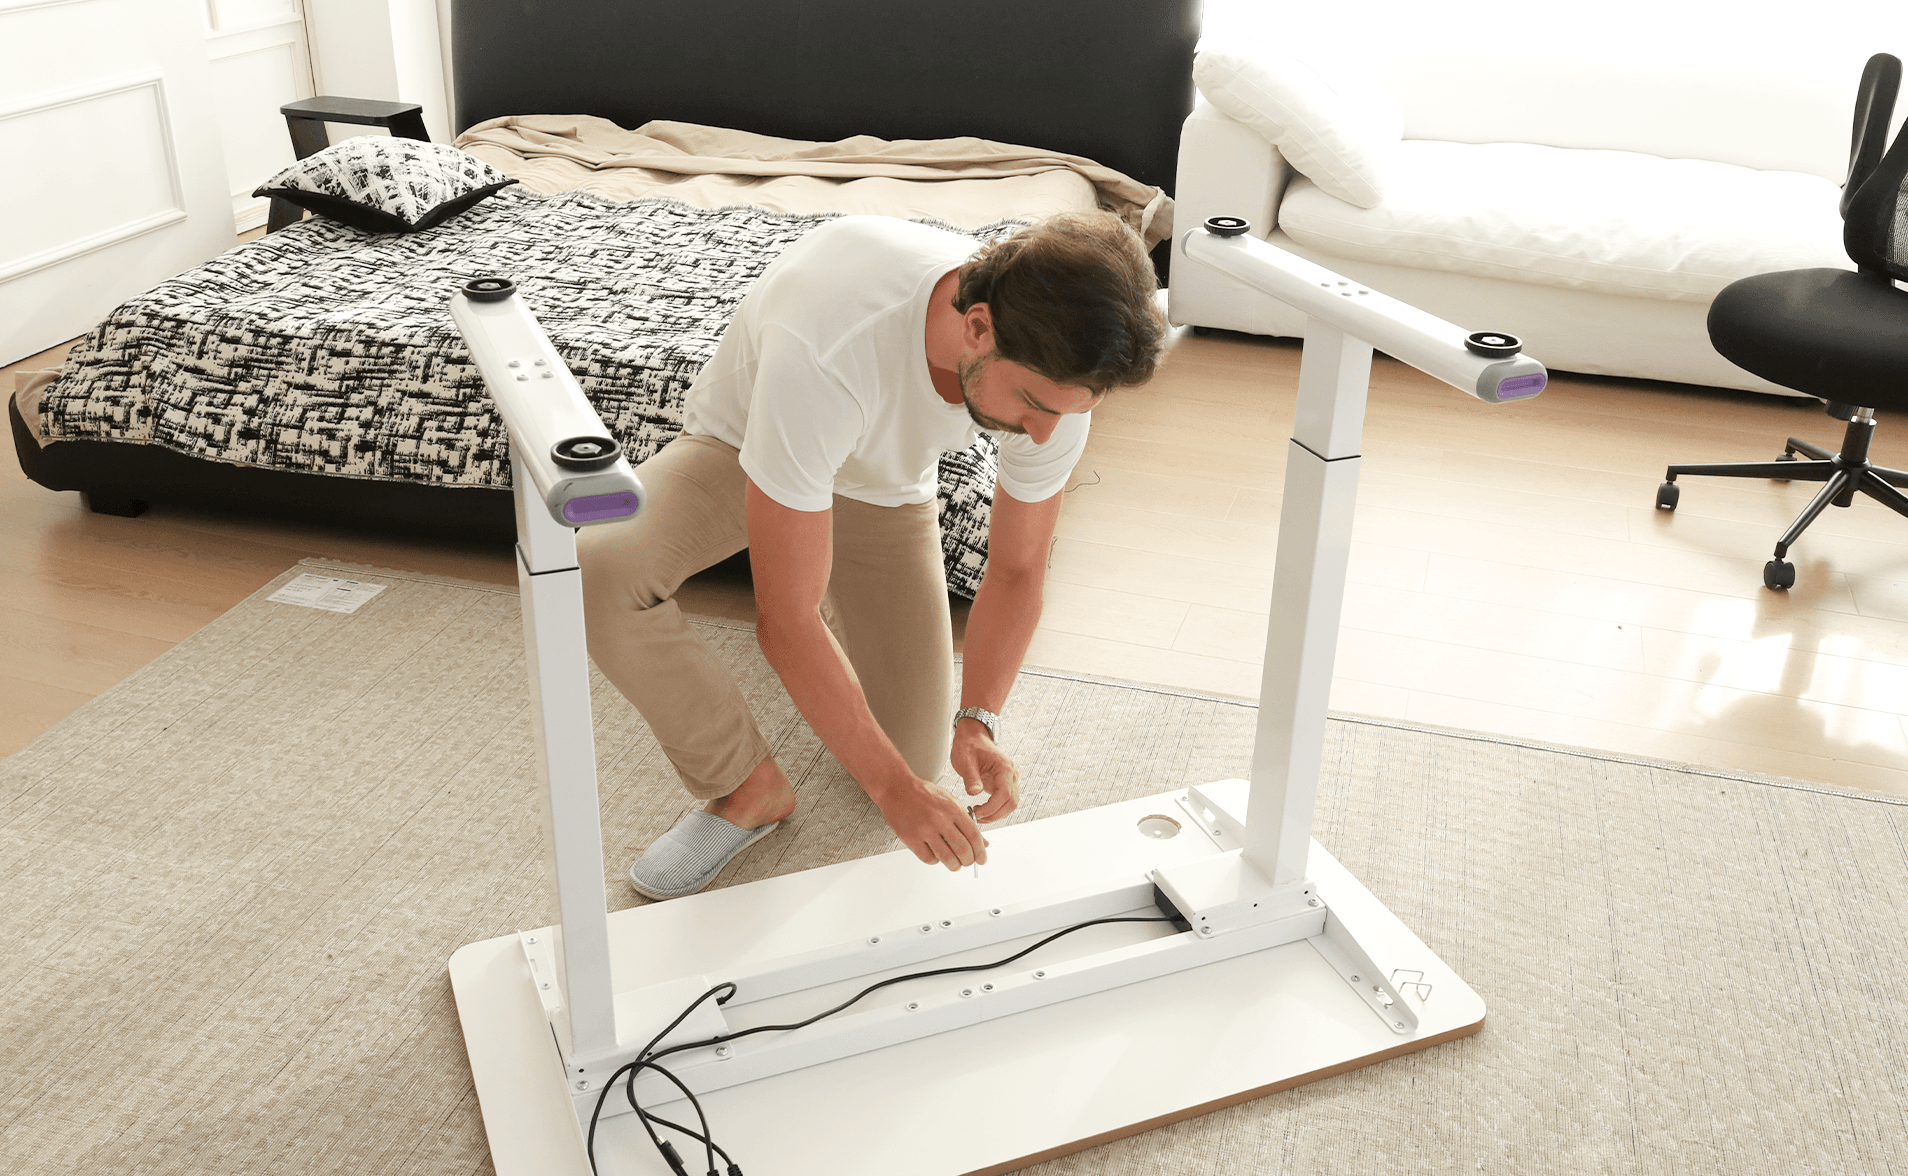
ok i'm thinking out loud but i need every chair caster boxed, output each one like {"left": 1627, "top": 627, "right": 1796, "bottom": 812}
{"left": 1655, "top": 481, "right": 1679, "bottom": 510}
{"left": 1774, "top": 452, "right": 1796, "bottom": 482}
{"left": 1764, "top": 558, "right": 1795, "bottom": 590}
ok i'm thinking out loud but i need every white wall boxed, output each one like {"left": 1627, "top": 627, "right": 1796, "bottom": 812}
{"left": 1203, "top": 0, "right": 1906, "bottom": 87}
{"left": 302, "top": 0, "right": 450, "bottom": 141}
{"left": 388, "top": 0, "right": 448, "bottom": 139}
{"left": 1201, "top": 0, "right": 1908, "bottom": 168}
{"left": 314, "top": 0, "right": 1908, "bottom": 151}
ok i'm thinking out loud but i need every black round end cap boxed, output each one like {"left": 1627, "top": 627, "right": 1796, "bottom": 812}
{"left": 1203, "top": 216, "right": 1251, "bottom": 238}
{"left": 463, "top": 277, "right": 516, "bottom": 303}
{"left": 1465, "top": 331, "right": 1523, "bottom": 358}
{"left": 551, "top": 436, "right": 621, "bottom": 472}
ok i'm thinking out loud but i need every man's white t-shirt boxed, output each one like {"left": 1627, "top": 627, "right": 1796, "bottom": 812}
{"left": 682, "top": 216, "right": 1090, "bottom": 513}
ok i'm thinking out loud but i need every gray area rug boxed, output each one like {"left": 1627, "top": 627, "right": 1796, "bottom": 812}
{"left": 2, "top": 561, "right": 1904, "bottom": 1175}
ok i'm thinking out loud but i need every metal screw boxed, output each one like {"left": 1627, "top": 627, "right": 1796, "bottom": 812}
{"left": 920, "top": 924, "right": 933, "bottom": 933}
{"left": 540, "top": 982, "right": 552, "bottom": 990}
{"left": 960, "top": 988, "right": 974, "bottom": 998}
{"left": 526, "top": 936, "right": 538, "bottom": 944}
{"left": 989, "top": 907, "right": 1002, "bottom": 916}
{"left": 982, "top": 983, "right": 994, "bottom": 992}
{"left": 715, "top": 1046, "right": 732, "bottom": 1059}
{"left": 575, "top": 1079, "right": 589, "bottom": 1090}
{"left": 1350, "top": 975, "right": 1361, "bottom": 983}
{"left": 1199, "top": 926, "right": 1214, "bottom": 936}
{"left": 868, "top": 935, "right": 881, "bottom": 945}
{"left": 940, "top": 919, "right": 952, "bottom": 928}
{"left": 907, "top": 1001, "right": 920, "bottom": 1011}
{"left": 1308, "top": 898, "right": 1321, "bottom": 907}
{"left": 1033, "top": 970, "right": 1046, "bottom": 979}
{"left": 1395, "top": 1021, "right": 1406, "bottom": 1030}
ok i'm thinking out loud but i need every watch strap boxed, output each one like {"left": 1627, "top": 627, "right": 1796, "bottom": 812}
{"left": 952, "top": 706, "right": 1000, "bottom": 741}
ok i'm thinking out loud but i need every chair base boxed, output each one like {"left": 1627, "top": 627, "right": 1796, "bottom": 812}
{"left": 1658, "top": 409, "right": 1908, "bottom": 589}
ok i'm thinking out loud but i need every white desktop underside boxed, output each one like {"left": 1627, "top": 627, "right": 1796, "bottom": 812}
{"left": 450, "top": 790, "right": 1485, "bottom": 1176}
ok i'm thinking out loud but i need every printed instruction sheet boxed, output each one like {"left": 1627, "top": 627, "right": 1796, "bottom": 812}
{"left": 267, "top": 573, "right": 387, "bottom": 615}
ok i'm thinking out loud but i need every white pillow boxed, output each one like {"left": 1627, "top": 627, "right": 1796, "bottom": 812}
{"left": 1193, "top": 45, "right": 1403, "bottom": 209}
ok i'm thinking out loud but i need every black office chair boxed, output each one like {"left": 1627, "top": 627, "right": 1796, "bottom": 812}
{"left": 1656, "top": 53, "right": 1908, "bottom": 590}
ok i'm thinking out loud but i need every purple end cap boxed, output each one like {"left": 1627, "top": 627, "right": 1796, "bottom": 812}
{"left": 563, "top": 492, "right": 640, "bottom": 523}
{"left": 1496, "top": 374, "right": 1546, "bottom": 399}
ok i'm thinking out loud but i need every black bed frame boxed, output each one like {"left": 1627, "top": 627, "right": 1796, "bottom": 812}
{"left": 13, "top": 0, "right": 1201, "bottom": 540}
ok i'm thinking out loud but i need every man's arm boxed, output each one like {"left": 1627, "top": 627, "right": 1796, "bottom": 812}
{"left": 952, "top": 484, "right": 1065, "bottom": 822}
{"left": 745, "top": 479, "right": 987, "bottom": 870}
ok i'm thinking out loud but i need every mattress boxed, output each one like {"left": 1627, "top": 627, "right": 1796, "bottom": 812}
{"left": 36, "top": 190, "right": 1035, "bottom": 594}
{"left": 22, "top": 120, "right": 1167, "bottom": 598}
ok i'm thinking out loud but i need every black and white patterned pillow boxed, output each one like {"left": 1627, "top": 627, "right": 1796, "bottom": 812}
{"left": 253, "top": 137, "right": 517, "bottom": 233}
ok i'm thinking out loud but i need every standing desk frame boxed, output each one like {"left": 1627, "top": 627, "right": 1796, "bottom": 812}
{"left": 447, "top": 225, "right": 1547, "bottom": 1175}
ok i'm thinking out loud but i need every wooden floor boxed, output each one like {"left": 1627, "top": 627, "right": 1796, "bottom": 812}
{"left": 6, "top": 325, "right": 1906, "bottom": 795}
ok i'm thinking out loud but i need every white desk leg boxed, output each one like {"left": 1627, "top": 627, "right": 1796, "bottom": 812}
{"left": 1245, "top": 321, "right": 1371, "bottom": 887}
{"left": 514, "top": 454, "right": 622, "bottom": 1074}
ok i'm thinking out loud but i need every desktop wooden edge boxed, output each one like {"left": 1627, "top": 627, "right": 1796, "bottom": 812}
{"left": 962, "top": 1013, "right": 1488, "bottom": 1176}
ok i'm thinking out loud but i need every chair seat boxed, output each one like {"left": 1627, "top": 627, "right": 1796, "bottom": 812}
{"left": 1707, "top": 268, "right": 1908, "bottom": 408}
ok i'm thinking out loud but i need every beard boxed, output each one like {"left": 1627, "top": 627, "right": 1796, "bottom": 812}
{"left": 956, "top": 353, "right": 1023, "bottom": 435}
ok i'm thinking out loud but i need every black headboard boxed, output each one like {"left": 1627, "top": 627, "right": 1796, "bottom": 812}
{"left": 450, "top": 0, "right": 1202, "bottom": 195}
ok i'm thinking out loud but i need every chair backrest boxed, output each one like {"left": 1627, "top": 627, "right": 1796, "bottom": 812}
{"left": 1844, "top": 53, "right": 1908, "bottom": 280}
{"left": 1842, "top": 53, "right": 1900, "bottom": 215}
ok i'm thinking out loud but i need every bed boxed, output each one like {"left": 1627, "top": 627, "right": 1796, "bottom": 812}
{"left": 9, "top": 0, "right": 1202, "bottom": 598}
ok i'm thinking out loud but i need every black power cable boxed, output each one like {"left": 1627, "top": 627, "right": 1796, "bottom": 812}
{"left": 585, "top": 913, "right": 1175, "bottom": 1174}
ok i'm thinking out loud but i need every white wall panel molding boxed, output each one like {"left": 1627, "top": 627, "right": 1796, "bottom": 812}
{"left": 0, "top": 71, "right": 185, "bottom": 200}
{"left": 204, "top": 0, "right": 312, "bottom": 233}
{"left": 206, "top": 36, "right": 305, "bottom": 227}
{"left": 0, "top": 72, "right": 188, "bottom": 283}
{"left": 207, "top": 32, "right": 297, "bottom": 65}
{"left": 1, "top": 0, "right": 236, "bottom": 364}
{"left": 0, "top": 210, "right": 190, "bottom": 284}
{"left": 205, "top": 0, "right": 302, "bottom": 36}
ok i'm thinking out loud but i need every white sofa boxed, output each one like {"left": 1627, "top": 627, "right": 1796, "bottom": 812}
{"left": 1167, "top": 49, "right": 1862, "bottom": 396}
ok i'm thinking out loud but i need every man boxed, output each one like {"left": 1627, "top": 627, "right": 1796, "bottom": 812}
{"left": 579, "top": 209, "right": 1165, "bottom": 899}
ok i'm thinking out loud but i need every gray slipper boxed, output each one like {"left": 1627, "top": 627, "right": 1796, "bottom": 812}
{"left": 628, "top": 809, "right": 782, "bottom": 900}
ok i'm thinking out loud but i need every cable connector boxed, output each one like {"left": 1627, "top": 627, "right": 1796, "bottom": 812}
{"left": 657, "top": 1141, "right": 690, "bottom": 1176}
{"left": 727, "top": 1164, "right": 745, "bottom": 1176}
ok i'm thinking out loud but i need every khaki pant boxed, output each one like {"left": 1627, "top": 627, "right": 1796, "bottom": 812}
{"left": 578, "top": 433, "right": 955, "bottom": 799}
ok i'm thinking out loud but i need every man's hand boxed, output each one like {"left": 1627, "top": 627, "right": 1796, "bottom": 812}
{"left": 870, "top": 776, "right": 989, "bottom": 870}
{"left": 950, "top": 721, "right": 1020, "bottom": 823}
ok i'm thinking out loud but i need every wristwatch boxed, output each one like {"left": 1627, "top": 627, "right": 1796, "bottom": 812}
{"left": 952, "top": 706, "right": 1000, "bottom": 742}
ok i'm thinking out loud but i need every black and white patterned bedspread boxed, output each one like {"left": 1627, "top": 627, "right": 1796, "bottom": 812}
{"left": 41, "top": 187, "right": 1023, "bottom": 597}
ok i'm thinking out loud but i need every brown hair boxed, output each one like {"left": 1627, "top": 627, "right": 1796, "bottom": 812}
{"left": 953, "top": 210, "right": 1166, "bottom": 393}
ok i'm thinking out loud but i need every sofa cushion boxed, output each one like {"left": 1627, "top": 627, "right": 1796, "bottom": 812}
{"left": 1193, "top": 46, "right": 1402, "bottom": 209}
{"left": 1373, "top": 56, "right": 1848, "bottom": 182}
{"left": 1278, "top": 140, "right": 1848, "bottom": 302}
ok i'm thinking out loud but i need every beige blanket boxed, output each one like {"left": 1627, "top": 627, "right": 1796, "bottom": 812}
{"left": 12, "top": 369, "right": 57, "bottom": 445}
{"left": 454, "top": 116, "right": 1172, "bottom": 246}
